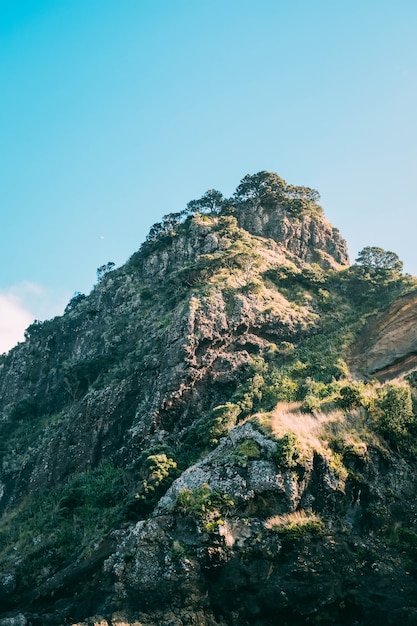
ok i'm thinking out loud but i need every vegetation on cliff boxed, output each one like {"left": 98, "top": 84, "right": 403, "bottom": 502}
{"left": 1, "top": 172, "right": 417, "bottom": 625}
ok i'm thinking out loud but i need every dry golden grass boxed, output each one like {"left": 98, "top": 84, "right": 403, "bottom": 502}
{"left": 252, "top": 401, "right": 378, "bottom": 489}
{"left": 268, "top": 401, "right": 343, "bottom": 458}
{"left": 267, "top": 401, "right": 376, "bottom": 457}
{"left": 264, "top": 509, "right": 322, "bottom": 531}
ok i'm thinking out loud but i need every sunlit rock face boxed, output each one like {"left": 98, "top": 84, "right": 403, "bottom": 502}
{"left": 351, "top": 290, "right": 417, "bottom": 379}
{"left": 235, "top": 201, "right": 349, "bottom": 269}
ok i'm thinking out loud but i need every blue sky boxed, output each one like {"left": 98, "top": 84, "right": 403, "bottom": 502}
{"left": 1, "top": 0, "right": 417, "bottom": 352}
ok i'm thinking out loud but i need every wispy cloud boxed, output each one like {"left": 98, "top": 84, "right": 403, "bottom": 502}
{"left": 0, "top": 283, "right": 71, "bottom": 354}
{"left": 0, "top": 291, "right": 33, "bottom": 354}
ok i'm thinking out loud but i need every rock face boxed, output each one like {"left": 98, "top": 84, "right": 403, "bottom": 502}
{"left": 235, "top": 202, "right": 348, "bottom": 269}
{"left": 351, "top": 289, "right": 417, "bottom": 379}
{"left": 103, "top": 422, "right": 417, "bottom": 626}
{"left": 1, "top": 173, "right": 417, "bottom": 625}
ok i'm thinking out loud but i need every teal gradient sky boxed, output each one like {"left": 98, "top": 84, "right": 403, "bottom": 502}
{"left": 1, "top": 0, "right": 417, "bottom": 351}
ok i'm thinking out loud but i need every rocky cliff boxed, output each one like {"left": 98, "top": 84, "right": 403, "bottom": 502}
{"left": 1, "top": 172, "right": 417, "bottom": 626}
{"left": 350, "top": 290, "right": 417, "bottom": 380}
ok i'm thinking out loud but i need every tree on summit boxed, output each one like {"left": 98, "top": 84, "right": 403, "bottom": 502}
{"left": 234, "top": 171, "right": 287, "bottom": 205}
{"left": 186, "top": 189, "right": 224, "bottom": 215}
{"left": 233, "top": 171, "right": 322, "bottom": 215}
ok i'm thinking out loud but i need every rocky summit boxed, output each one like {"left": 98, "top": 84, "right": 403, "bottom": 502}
{"left": 1, "top": 171, "right": 417, "bottom": 625}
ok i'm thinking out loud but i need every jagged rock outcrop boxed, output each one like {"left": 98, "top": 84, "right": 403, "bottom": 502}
{"left": 101, "top": 421, "right": 417, "bottom": 626}
{"left": 235, "top": 202, "right": 348, "bottom": 269}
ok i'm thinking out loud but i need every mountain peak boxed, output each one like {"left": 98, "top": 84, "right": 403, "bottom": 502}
{"left": 141, "top": 170, "right": 349, "bottom": 270}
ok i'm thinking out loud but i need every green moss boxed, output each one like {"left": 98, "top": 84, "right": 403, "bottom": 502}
{"left": 170, "top": 539, "right": 187, "bottom": 561}
{"left": 236, "top": 439, "right": 261, "bottom": 459}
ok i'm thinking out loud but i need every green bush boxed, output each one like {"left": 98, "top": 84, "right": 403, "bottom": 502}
{"left": 177, "top": 484, "right": 234, "bottom": 519}
{"left": 273, "top": 432, "right": 300, "bottom": 468}
{"left": 302, "top": 394, "right": 321, "bottom": 413}
{"left": 241, "top": 279, "right": 263, "bottom": 295}
{"left": 177, "top": 403, "right": 241, "bottom": 465}
{"left": 233, "top": 373, "right": 265, "bottom": 416}
{"left": 337, "top": 383, "right": 364, "bottom": 410}
{"left": 10, "top": 397, "right": 39, "bottom": 422}
{"left": 206, "top": 403, "right": 241, "bottom": 444}
{"left": 64, "top": 291, "right": 86, "bottom": 313}
{"left": 261, "top": 372, "right": 298, "bottom": 408}
{"left": 63, "top": 354, "right": 116, "bottom": 398}
{"left": 137, "top": 453, "right": 178, "bottom": 497}
{"left": 125, "top": 452, "right": 178, "bottom": 518}
{"left": 374, "top": 384, "right": 416, "bottom": 449}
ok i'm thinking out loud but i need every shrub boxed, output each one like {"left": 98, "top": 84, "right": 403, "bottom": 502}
{"left": 96, "top": 262, "right": 115, "bottom": 283}
{"left": 126, "top": 453, "right": 178, "bottom": 518}
{"left": 260, "top": 372, "right": 298, "bottom": 409}
{"left": 277, "top": 517, "right": 323, "bottom": 541}
{"left": 394, "top": 527, "right": 417, "bottom": 560}
{"left": 140, "top": 286, "right": 153, "bottom": 301}
{"left": 10, "top": 397, "right": 39, "bottom": 422}
{"left": 273, "top": 432, "right": 300, "bottom": 468}
{"left": 0, "top": 463, "right": 126, "bottom": 595}
{"left": 24, "top": 320, "right": 44, "bottom": 339}
{"left": 139, "top": 454, "right": 178, "bottom": 496}
{"left": 374, "top": 384, "right": 416, "bottom": 449}
{"left": 207, "top": 403, "right": 241, "bottom": 444}
{"left": 177, "top": 484, "right": 211, "bottom": 516}
{"left": 302, "top": 378, "right": 332, "bottom": 399}
{"left": 64, "top": 292, "right": 86, "bottom": 313}
{"left": 277, "top": 341, "right": 295, "bottom": 357}
{"left": 233, "top": 373, "right": 265, "bottom": 416}
{"left": 178, "top": 403, "right": 242, "bottom": 463}
{"left": 63, "top": 354, "right": 116, "bottom": 398}
{"left": 338, "top": 383, "right": 364, "bottom": 410}
{"left": 302, "top": 394, "right": 321, "bottom": 413}
{"left": 177, "top": 484, "right": 234, "bottom": 519}
{"left": 241, "top": 279, "right": 263, "bottom": 295}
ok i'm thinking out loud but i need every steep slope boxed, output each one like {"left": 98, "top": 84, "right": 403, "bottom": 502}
{"left": 1, "top": 172, "right": 417, "bottom": 625}
{"left": 0, "top": 213, "right": 326, "bottom": 510}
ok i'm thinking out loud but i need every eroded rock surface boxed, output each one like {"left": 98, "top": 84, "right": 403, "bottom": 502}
{"left": 351, "top": 289, "right": 417, "bottom": 378}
